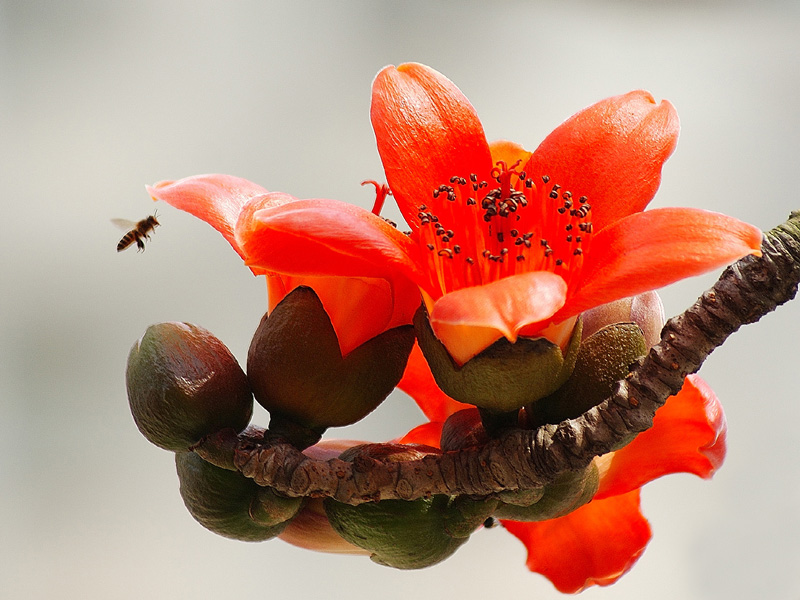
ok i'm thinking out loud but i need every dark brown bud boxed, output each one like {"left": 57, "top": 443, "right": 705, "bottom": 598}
{"left": 247, "top": 287, "right": 415, "bottom": 438}
{"left": 126, "top": 322, "right": 253, "bottom": 452}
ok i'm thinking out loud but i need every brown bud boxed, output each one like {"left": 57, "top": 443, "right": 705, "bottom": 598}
{"left": 247, "top": 287, "right": 414, "bottom": 436}
{"left": 126, "top": 322, "right": 253, "bottom": 452}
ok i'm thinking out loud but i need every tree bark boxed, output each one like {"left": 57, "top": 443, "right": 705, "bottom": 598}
{"left": 195, "top": 212, "right": 800, "bottom": 505}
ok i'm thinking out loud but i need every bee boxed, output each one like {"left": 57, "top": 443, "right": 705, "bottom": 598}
{"left": 112, "top": 213, "right": 160, "bottom": 252}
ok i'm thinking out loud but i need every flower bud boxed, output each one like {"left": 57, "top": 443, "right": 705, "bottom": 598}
{"left": 581, "top": 291, "right": 665, "bottom": 348}
{"left": 414, "top": 306, "right": 582, "bottom": 413}
{"left": 323, "top": 444, "right": 497, "bottom": 569}
{"left": 439, "top": 408, "right": 489, "bottom": 452}
{"left": 527, "top": 323, "right": 648, "bottom": 426}
{"left": 492, "top": 463, "right": 599, "bottom": 522}
{"left": 126, "top": 322, "right": 253, "bottom": 452}
{"left": 175, "top": 451, "right": 302, "bottom": 541}
{"left": 247, "top": 287, "right": 415, "bottom": 434}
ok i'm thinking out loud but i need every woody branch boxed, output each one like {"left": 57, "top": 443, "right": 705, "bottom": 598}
{"left": 194, "top": 212, "right": 800, "bottom": 505}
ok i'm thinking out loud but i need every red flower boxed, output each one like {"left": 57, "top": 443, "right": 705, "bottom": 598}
{"left": 146, "top": 63, "right": 753, "bottom": 591}
{"left": 242, "top": 63, "right": 761, "bottom": 364}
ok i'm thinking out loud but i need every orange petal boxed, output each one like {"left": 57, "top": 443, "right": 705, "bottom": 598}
{"left": 559, "top": 207, "right": 763, "bottom": 320}
{"left": 502, "top": 490, "right": 651, "bottom": 593}
{"left": 525, "top": 90, "right": 680, "bottom": 232}
{"left": 396, "top": 421, "right": 444, "bottom": 448}
{"left": 240, "top": 197, "right": 427, "bottom": 289}
{"left": 430, "top": 271, "right": 568, "bottom": 365}
{"left": 595, "top": 374, "right": 727, "bottom": 499}
{"left": 397, "top": 342, "right": 469, "bottom": 422}
{"left": 371, "top": 63, "right": 493, "bottom": 228}
{"left": 147, "top": 174, "right": 270, "bottom": 261}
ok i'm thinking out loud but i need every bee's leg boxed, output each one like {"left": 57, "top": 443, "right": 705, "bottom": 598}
{"left": 137, "top": 238, "right": 145, "bottom": 252}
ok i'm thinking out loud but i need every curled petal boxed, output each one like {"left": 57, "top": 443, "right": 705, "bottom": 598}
{"left": 147, "top": 174, "right": 270, "bottom": 261}
{"left": 397, "top": 343, "right": 468, "bottom": 422}
{"left": 503, "top": 490, "right": 651, "bottom": 593}
{"left": 371, "top": 63, "right": 493, "bottom": 228}
{"left": 240, "top": 197, "right": 427, "bottom": 289}
{"left": 595, "top": 374, "right": 727, "bottom": 499}
{"left": 560, "top": 207, "right": 763, "bottom": 320}
{"left": 430, "top": 271, "right": 568, "bottom": 365}
{"left": 525, "top": 90, "right": 680, "bottom": 232}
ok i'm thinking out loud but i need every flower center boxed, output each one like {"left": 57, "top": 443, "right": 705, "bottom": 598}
{"left": 415, "top": 161, "right": 593, "bottom": 295}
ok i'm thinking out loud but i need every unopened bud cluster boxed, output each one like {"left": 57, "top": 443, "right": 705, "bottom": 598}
{"left": 126, "top": 287, "right": 662, "bottom": 564}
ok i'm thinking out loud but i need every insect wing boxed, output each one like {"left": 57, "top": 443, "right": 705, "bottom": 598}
{"left": 111, "top": 218, "right": 138, "bottom": 231}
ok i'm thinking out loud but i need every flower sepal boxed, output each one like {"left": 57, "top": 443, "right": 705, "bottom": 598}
{"left": 175, "top": 451, "right": 303, "bottom": 541}
{"left": 414, "top": 306, "right": 582, "bottom": 413}
{"left": 247, "top": 287, "right": 415, "bottom": 442}
{"left": 526, "top": 322, "right": 648, "bottom": 433}
{"left": 323, "top": 443, "right": 498, "bottom": 569}
{"left": 126, "top": 322, "right": 254, "bottom": 452}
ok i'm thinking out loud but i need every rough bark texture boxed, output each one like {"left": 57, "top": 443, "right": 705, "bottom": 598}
{"left": 195, "top": 212, "right": 800, "bottom": 506}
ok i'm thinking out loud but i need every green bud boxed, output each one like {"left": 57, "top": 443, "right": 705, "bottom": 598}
{"left": 414, "top": 306, "right": 582, "bottom": 413}
{"left": 126, "top": 322, "right": 253, "bottom": 452}
{"left": 176, "top": 451, "right": 302, "bottom": 541}
{"left": 247, "top": 287, "right": 415, "bottom": 434}
{"left": 324, "top": 444, "right": 496, "bottom": 569}
{"left": 492, "top": 463, "right": 599, "bottom": 522}
{"left": 528, "top": 323, "right": 647, "bottom": 426}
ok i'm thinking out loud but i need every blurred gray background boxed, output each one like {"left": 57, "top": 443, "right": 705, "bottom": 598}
{"left": 2, "top": 1, "right": 799, "bottom": 598}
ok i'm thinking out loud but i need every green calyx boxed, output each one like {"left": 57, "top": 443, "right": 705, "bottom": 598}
{"left": 126, "top": 322, "right": 253, "bottom": 452}
{"left": 176, "top": 451, "right": 302, "bottom": 541}
{"left": 527, "top": 322, "right": 648, "bottom": 427}
{"left": 247, "top": 287, "right": 415, "bottom": 434}
{"left": 323, "top": 444, "right": 497, "bottom": 569}
{"left": 413, "top": 306, "right": 582, "bottom": 413}
{"left": 492, "top": 462, "right": 599, "bottom": 522}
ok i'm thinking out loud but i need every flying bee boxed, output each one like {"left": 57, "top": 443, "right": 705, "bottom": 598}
{"left": 113, "top": 213, "right": 160, "bottom": 252}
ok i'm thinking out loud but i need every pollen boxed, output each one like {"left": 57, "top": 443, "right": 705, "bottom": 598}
{"left": 414, "top": 160, "right": 593, "bottom": 294}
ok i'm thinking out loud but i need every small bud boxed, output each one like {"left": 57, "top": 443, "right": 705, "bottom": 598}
{"left": 414, "top": 306, "right": 582, "bottom": 413}
{"left": 323, "top": 444, "right": 497, "bottom": 569}
{"left": 581, "top": 291, "right": 665, "bottom": 348}
{"left": 439, "top": 408, "right": 489, "bottom": 451}
{"left": 528, "top": 323, "right": 648, "bottom": 426}
{"left": 176, "top": 451, "right": 302, "bottom": 541}
{"left": 126, "top": 322, "right": 253, "bottom": 452}
{"left": 247, "top": 287, "right": 415, "bottom": 435}
{"left": 492, "top": 463, "right": 599, "bottom": 521}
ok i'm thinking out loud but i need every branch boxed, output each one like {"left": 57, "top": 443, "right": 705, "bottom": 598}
{"left": 195, "top": 212, "right": 800, "bottom": 505}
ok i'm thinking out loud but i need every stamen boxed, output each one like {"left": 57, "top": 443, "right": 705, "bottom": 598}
{"left": 413, "top": 162, "right": 593, "bottom": 296}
